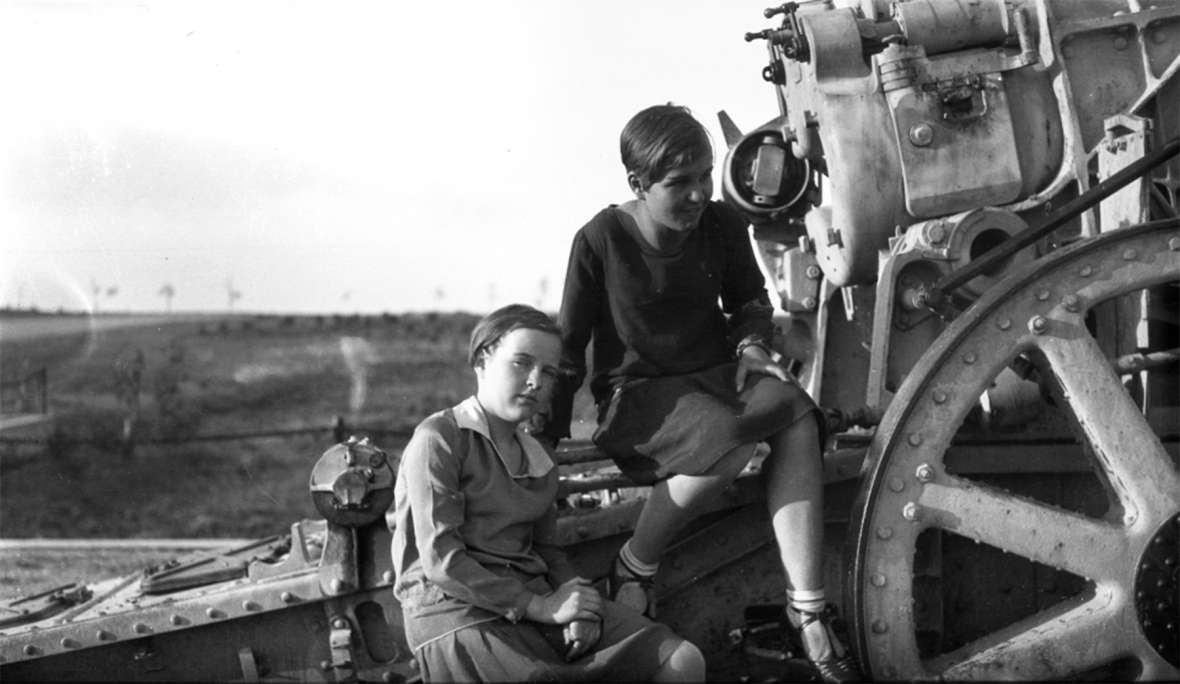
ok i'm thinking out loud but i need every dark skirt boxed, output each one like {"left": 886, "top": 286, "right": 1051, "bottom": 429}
{"left": 412, "top": 597, "right": 682, "bottom": 683}
{"left": 592, "top": 362, "right": 822, "bottom": 484}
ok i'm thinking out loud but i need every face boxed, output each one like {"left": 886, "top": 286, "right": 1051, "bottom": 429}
{"left": 637, "top": 151, "right": 714, "bottom": 233}
{"left": 474, "top": 327, "right": 561, "bottom": 426}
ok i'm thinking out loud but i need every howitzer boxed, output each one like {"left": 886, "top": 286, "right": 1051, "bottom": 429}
{"left": 2, "top": 0, "right": 1178, "bottom": 680}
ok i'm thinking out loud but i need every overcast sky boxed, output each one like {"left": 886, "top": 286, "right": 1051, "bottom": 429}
{"left": 1, "top": 0, "right": 784, "bottom": 314}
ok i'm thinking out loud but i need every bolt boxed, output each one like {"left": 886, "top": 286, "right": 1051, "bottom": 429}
{"left": 333, "top": 618, "right": 348, "bottom": 630}
{"left": 902, "top": 501, "right": 921, "bottom": 521}
{"left": 933, "top": 390, "right": 948, "bottom": 404}
{"left": 871, "top": 574, "right": 887, "bottom": 587}
{"left": 963, "top": 351, "right": 977, "bottom": 364}
{"left": 321, "top": 660, "right": 332, "bottom": 671}
{"left": 382, "top": 570, "right": 395, "bottom": 584}
{"left": 281, "top": 591, "right": 296, "bottom": 603}
{"left": 909, "top": 122, "right": 934, "bottom": 147}
{"left": 805, "top": 265, "right": 822, "bottom": 279}
{"left": 1170, "top": 237, "right": 1180, "bottom": 251}
{"left": 1029, "top": 315, "right": 1048, "bottom": 334}
{"left": 876, "top": 526, "right": 894, "bottom": 540}
{"left": 802, "top": 296, "right": 817, "bottom": 310}
{"left": 1080, "top": 265, "right": 1093, "bottom": 277}
{"left": 907, "top": 433, "right": 922, "bottom": 447}
{"left": 1063, "top": 294, "right": 1081, "bottom": 312}
{"left": 915, "top": 463, "right": 935, "bottom": 482}
{"left": 997, "top": 317, "right": 1012, "bottom": 330}
{"left": 889, "top": 477, "right": 905, "bottom": 492}
{"left": 330, "top": 578, "right": 345, "bottom": 593}
{"left": 928, "top": 222, "right": 947, "bottom": 244}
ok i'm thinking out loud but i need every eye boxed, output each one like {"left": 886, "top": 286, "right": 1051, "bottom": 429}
{"left": 541, "top": 368, "right": 559, "bottom": 379}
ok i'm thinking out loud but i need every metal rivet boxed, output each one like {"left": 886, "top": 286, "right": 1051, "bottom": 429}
{"left": 134, "top": 623, "right": 151, "bottom": 634}
{"left": 1029, "top": 315, "right": 1048, "bottom": 335}
{"left": 902, "top": 502, "right": 921, "bottom": 521}
{"left": 1169, "top": 237, "right": 1180, "bottom": 251}
{"left": 889, "top": 477, "right": 905, "bottom": 492}
{"left": 871, "top": 573, "right": 887, "bottom": 587}
{"left": 1080, "top": 265, "right": 1093, "bottom": 277}
{"left": 60, "top": 637, "right": 81, "bottom": 649}
{"left": 876, "top": 526, "right": 894, "bottom": 540}
{"left": 1122, "top": 248, "right": 1137, "bottom": 260}
{"left": 243, "top": 600, "right": 261, "bottom": 612}
{"left": 321, "top": 660, "right": 332, "bottom": 671}
{"left": 1036, "top": 289, "right": 1050, "bottom": 301}
{"left": 1063, "top": 294, "right": 1081, "bottom": 312}
{"left": 915, "top": 463, "right": 935, "bottom": 482}
{"left": 281, "top": 591, "right": 296, "bottom": 603}
{"left": 802, "top": 296, "right": 818, "bottom": 310}
{"left": 805, "top": 265, "right": 822, "bottom": 279}
{"left": 23, "top": 645, "right": 39, "bottom": 656}
{"left": 333, "top": 618, "right": 348, "bottom": 630}
{"left": 908, "top": 122, "right": 934, "bottom": 147}
{"left": 382, "top": 570, "right": 395, "bottom": 584}
{"left": 932, "top": 390, "right": 948, "bottom": 404}
{"left": 997, "top": 317, "right": 1012, "bottom": 330}
{"left": 872, "top": 619, "right": 889, "bottom": 634}
{"left": 170, "top": 614, "right": 186, "bottom": 626}
{"left": 963, "top": 351, "right": 977, "bottom": 364}
{"left": 206, "top": 607, "right": 225, "bottom": 619}
{"left": 97, "top": 630, "right": 116, "bottom": 641}
{"left": 907, "top": 433, "right": 922, "bottom": 447}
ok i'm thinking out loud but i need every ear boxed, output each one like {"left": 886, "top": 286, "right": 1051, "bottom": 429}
{"left": 627, "top": 172, "right": 645, "bottom": 198}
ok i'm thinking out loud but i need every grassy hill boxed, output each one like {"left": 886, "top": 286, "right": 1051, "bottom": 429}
{"left": 0, "top": 311, "right": 598, "bottom": 542}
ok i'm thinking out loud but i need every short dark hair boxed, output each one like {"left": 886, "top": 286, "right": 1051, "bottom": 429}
{"left": 468, "top": 304, "right": 560, "bottom": 367}
{"left": 620, "top": 104, "right": 712, "bottom": 189}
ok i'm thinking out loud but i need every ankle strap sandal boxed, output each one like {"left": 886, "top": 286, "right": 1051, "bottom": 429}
{"left": 606, "top": 561, "right": 657, "bottom": 620}
{"left": 785, "top": 606, "right": 863, "bottom": 683}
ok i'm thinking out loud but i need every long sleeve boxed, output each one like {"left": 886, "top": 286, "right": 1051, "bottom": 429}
{"left": 719, "top": 212, "right": 776, "bottom": 347}
{"left": 546, "top": 228, "right": 602, "bottom": 442}
{"left": 532, "top": 504, "right": 579, "bottom": 586}
{"left": 400, "top": 427, "right": 535, "bottom": 621}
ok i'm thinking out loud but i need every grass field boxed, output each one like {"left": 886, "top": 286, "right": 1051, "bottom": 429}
{"left": 0, "top": 310, "right": 598, "bottom": 598}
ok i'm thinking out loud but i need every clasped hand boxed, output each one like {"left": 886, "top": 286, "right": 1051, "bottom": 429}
{"left": 735, "top": 344, "right": 790, "bottom": 391}
{"left": 531, "top": 578, "right": 603, "bottom": 661}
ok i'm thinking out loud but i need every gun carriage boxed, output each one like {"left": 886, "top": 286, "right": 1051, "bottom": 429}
{"left": 2, "top": 0, "right": 1177, "bottom": 680}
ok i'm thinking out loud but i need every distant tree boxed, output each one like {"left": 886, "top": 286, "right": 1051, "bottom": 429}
{"left": 225, "top": 279, "right": 242, "bottom": 312}
{"left": 158, "top": 283, "right": 175, "bottom": 313}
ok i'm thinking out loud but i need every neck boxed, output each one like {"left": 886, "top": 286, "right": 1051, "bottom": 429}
{"left": 476, "top": 397, "right": 519, "bottom": 451}
{"left": 630, "top": 201, "right": 690, "bottom": 252}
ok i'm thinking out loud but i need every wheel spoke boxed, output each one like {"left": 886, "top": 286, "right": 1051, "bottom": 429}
{"left": 930, "top": 589, "right": 1130, "bottom": 680}
{"left": 1035, "top": 330, "right": 1180, "bottom": 517}
{"left": 920, "top": 477, "right": 1127, "bottom": 579}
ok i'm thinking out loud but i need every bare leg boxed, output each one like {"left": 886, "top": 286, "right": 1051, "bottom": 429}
{"left": 763, "top": 416, "right": 844, "bottom": 660}
{"left": 626, "top": 444, "right": 756, "bottom": 564}
{"left": 652, "top": 639, "right": 706, "bottom": 682}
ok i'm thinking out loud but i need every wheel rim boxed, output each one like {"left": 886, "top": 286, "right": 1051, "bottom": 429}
{"left": 848, "top": 221, "right": 1180, "bottom": 681}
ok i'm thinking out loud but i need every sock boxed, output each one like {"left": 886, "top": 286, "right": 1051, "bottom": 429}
{"left": 618, "top": 539, "right": 658, "bottom": 578}
{"left": 787, "top": 587, "right": 826, "bottom": 615}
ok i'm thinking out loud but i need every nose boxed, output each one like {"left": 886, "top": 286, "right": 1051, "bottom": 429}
{"left": 525, "top": 367, "right": 543, "bottom": 390}
{"left": 689, "top": 179, "right": 711, "bottom": 203}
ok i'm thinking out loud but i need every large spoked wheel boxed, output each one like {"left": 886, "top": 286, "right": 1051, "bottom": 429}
{"left": 848, "top": 221, "right": 1180, "bottom": 681}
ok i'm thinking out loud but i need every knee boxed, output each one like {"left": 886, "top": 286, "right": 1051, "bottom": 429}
{"left": 658, "top": 639, "right": 706, "bottom": 682}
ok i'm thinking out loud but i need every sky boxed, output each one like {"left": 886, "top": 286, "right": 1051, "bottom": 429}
{"left": 1, "top": 0, "right": 786, "bottom": 315}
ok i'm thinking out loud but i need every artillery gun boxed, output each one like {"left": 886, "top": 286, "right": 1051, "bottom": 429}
{"left": 2, "top": 0, "right": 1178, "bottom": 681}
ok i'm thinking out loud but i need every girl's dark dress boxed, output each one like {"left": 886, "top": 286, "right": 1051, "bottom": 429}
{"left": 547, "top": 202, "right": 822, "bottom": 483}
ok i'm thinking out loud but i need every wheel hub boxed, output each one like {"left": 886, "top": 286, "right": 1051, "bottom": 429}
{"left": 1136, "top": 513, "right": 1179, "bottom": 668}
